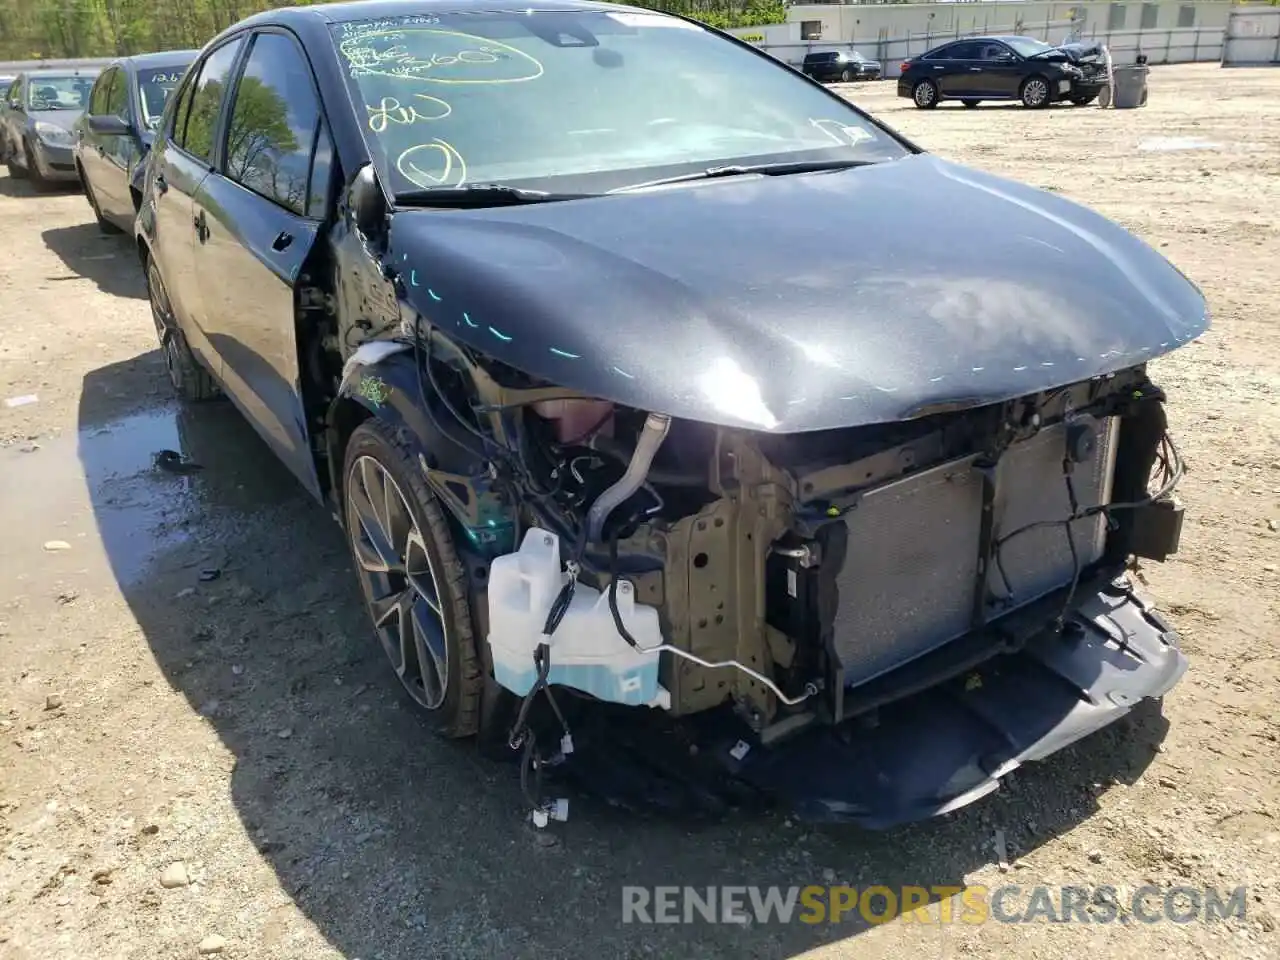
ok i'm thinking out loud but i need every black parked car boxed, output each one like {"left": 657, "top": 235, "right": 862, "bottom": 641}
{"left": 801, "top": 50, "right": 882, "bottom": 83}
{"left": 898, "top": 35, "right": 1106, "bottom": 109}
{"left": 0, "top": 68, "right": 99, "bottom": 187}
{"left": 136, "top": 0, "right": 1202, "bottom": 827}
{"left": 73, "top": 51, "right": 197, "bottom": 233}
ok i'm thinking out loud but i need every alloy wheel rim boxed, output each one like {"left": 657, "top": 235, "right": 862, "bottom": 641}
{"left": 915, "top": 83, "right": 934, "bottom": 106}
{"left": 1026, "top": 80, "right": 1047, "bottom": 105}
{"left": 346, "top": 454, "right": 450, "bottom": 710}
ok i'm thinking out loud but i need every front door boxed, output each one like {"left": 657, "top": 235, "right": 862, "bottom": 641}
{"left": 192, "top": 29, "right": 328, "bottom": 496}
{"left": 149, "top": 37, "right": 246, "bottom": 374}
{"left": 82, "top": 66, "right": 135, "bottom": 222}
{"left": 975, "top": 43, "right": 1024, "bottom": 98}
{"left": 936, "top": 42, "right": 984, "bottom": 98}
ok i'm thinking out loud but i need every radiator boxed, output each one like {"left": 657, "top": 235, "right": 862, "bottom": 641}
{"left": 831, "top": 416, "right": 1118, "bottom": 689}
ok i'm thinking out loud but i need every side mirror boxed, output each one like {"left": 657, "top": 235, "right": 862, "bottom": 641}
{"left": 88, "top": 114, "right": 131, "bottom": 136}
{"left": 349, "top": 163, "right": 387, "bottom": 240}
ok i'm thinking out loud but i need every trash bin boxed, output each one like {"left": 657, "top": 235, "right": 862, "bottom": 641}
{"left": 1110, "top": 64, "right": 1149, "bottom": 108}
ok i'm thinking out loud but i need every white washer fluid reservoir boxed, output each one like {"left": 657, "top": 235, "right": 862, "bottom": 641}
{"left": 486, "top": 527, "right": 669, "bottom": 709}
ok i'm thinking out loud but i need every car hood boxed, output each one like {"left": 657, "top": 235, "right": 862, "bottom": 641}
{"left": 386, "top": 154, "right": 1207, "bottom": 432}
{"left": 27, "top": 109, "right": 82, "bottom": 132}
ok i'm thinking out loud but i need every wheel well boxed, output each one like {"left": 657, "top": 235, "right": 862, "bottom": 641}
{"left": 324, "top": 396, "right": 374, "bottom": 517}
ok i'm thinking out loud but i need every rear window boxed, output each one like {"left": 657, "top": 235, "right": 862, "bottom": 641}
{"left": 138, "top": 66, "right": 190, "bottom": 129}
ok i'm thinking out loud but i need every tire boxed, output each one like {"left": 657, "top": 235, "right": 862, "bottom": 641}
{"left": 24, "top": 142, "right": 53, "bottom": 191}
{"left": 146, "top": 255, "right": 219, "bottom": 401}
{"left": 1020, "top": 75, "right": 1052, "bottom": 109}
{"left": 342, "top": 419, "right": 482, "bottom": 738}
{"left": 1069, "top": 93, "right": 1098, "bottom": 106}
{"left": 962, "top": 99, "right": 981, "bottom": 108}
{"left": 82, "top": 170, "right": 122, "bottom": 234}
{"left": 1098, "top": 84, "right": 1112, "bottom": 108}
{"left": 840, "top": 68, "right": 853, "bottom": 82}
{"left": 912, "top": 79, "right": 939, "bottom": 109}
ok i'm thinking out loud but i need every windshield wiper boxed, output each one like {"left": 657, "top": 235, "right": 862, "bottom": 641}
{"left": 393, "top": 183, "right": 593, "bottom": 208}
{"left": 611, "top": 158, "right": 876, "bottom": 193}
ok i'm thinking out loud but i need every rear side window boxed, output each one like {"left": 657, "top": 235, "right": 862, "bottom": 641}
{"left": 948, "top": 42, "right": 983, "bottom": 59}
{"left": 223, "top": 32, "right": 322, "bottom": 217}
{"left": 181, "top": 38, "right": 244, "bottom": 163}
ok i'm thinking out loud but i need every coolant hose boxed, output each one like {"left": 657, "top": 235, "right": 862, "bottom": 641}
{"left": 585, "top": 412, "right": 671, "bottom": 542}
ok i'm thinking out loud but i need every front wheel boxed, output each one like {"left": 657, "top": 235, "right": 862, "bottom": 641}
{"left": 1020, "top": 75, "right": 1052, "bottom": 109}
{"left": 342, "top": 419, "right": 482, "bottom": 737}
{"left": 24, "top": 143, "right": 51, "bottom": 190}
{"left": 840, "top": 68, "right": 853, "bottom": 82}
{"left": 913, "top": 79, "right": 939, "bottom": 109}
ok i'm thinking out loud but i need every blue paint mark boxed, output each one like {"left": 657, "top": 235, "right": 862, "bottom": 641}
{"left": 489, "top": 326, "right": 513, "bottom": 342}
{"left": 971, "top": 366, "right": 985, "bottom": 373}
{"left": 409, "top": 270, "right": 420, "bottom": 287}
{"left": 549, "top": 347, "right": 580, "bottom": 359}
{"left": 612, "top": 366, "right": 635, "bottom": 379}
{"left": 428, "top": 288, "right": 442, "bottom": 302}
{"left": 1013, "top": 365, "right": 1028, "bottom": 372}
{"left": 1040, "top": 361, "right": 1055, "bottom": 367}
{"left": 402, "top": 252, "right": 408, "bottom": 261}
{"left": 462, "top": 312, "right": 479, "bottom": 328}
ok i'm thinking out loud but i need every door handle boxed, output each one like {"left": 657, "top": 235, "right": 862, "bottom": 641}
{"left": 970, "top": 67, "right": 983, "bottom": 71}
{"left": 270, "top": 231, "right": 294, "bottom": 252}
{"left": 154, "top": 172, "right": 168, "bottom": 194}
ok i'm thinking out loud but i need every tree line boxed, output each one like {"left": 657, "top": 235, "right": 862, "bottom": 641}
{"left": 0, "top": 0, "right": 787, "bottom": 60}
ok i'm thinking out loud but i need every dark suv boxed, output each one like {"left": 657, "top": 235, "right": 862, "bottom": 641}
{"left": 802, "top": 51, "right": 882, "bottom": 83}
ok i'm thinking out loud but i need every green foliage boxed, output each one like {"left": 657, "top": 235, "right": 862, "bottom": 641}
{"left": 0, "top": 0, "right": 787, "bottom": 60}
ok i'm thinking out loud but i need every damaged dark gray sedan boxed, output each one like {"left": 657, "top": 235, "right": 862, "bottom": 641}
{"left": 134, "top": 0, "right": 1205, "bottom": 828}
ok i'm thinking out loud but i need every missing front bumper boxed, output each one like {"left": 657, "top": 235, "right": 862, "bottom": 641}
{"left": 723, "top": 575, "right": 1186, "bottom": 827}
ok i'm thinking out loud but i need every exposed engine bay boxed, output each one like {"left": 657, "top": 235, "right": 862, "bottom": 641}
{"left": 343, "top": 317, "right": 1188, "bottom": 824}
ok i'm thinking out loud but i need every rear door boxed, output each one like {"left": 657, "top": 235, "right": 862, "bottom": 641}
{"left": 1, "top": 76, "right": 25, "bottom": 161}
{"left": 192, "top": 28, "right": 331, "bottom": 496}
{"left": 150, "top": 37, "right": 246, "bottom": 373}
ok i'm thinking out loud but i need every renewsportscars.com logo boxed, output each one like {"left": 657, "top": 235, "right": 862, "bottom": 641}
{"left": 621, "top": 884, "right": 1249, "bottom": 926}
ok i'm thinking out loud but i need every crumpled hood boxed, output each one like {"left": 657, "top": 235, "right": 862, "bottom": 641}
{"left": 387, "top": 154, "right": 1206, "bottom": 431}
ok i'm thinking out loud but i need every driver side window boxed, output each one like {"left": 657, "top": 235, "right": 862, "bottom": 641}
{"left": 88, "top": 69, "right": 116, "bottom": 116}
{"left": 104, "top": 69, "right": 130, "bottom": 119}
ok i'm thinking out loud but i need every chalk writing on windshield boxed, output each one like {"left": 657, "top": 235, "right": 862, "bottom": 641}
{"left": 341, "top": 16, "right": 440, "bottom": 39}
{"left": 339, "top": 29, "right": 544, "bottom": 85}
{"left": 397, "top": 139, "right": 468, "bottom": 189}
{"left": 367, "top": 94, "right": 452, "bottom": 132}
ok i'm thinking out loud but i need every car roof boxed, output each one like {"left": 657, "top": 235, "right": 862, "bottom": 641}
{"left": 21, "top": 67, "right": 101, "bottom": 78}
{"left": 117, "top": 50, "right": 200, "bottom": 70}
{"left": 235, "top": 0, "right": 649, "bottom": 28}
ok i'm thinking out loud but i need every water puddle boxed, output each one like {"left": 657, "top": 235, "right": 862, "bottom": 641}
{"left": 0, "top": 401, "right": 299, "bottom": 590}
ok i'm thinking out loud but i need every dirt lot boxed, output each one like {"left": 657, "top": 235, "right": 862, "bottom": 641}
{"left": 1, "top": 62, "right": 1278, "bottom": 960}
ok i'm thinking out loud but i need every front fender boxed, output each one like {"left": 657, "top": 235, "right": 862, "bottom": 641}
{"left": 328, "top": 341, "right": 517, "bottom": 553}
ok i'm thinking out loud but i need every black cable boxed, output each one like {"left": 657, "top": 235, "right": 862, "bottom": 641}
{"left": 606, "top": 525, "right": 641, "bottom": 650}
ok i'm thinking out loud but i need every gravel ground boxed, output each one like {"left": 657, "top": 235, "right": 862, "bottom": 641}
{"left": 1, "top": 63, "right": 1278, "bottom": 960}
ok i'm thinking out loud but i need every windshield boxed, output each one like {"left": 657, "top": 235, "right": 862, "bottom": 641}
{"left": 26, "top": 74, "right": 93, "bottom": 111}
{"left": 1004, "top": 37, "right": 1055, "bottom": 57}
{"left": 332, "top": 10, "right": 910, "bottom": 196}
{"left": 138, "top": 66, "right": 189, "bottom": 128}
